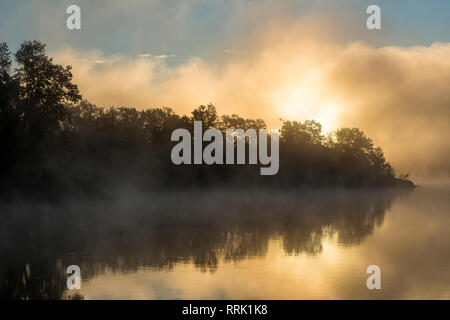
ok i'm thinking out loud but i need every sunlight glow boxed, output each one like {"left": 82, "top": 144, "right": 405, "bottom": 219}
{"left": 271, "top": 85, "right": 341, "bottom": 133}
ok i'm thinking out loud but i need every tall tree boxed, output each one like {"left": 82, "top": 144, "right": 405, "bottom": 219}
{"left": 14, "top": 40, "right": 81, "bottom": 140}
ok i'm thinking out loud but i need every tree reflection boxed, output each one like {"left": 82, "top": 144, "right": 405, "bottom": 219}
{"left": 0, "top": 189, "right": 409, "bottom": 299}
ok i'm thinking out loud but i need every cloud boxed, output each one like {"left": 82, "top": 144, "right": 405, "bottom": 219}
{"left": 50, "top": 19, "right": 450, "bottom": 182}
{"left": 138, "top": 53, "right": 174, "bottom": 59}
{"left": 325, "top": 42, "right": 450, "bottom": 182}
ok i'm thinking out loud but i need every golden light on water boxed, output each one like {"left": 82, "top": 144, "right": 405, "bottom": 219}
{"left": 79, "top": 238, "right": 352, "bottom": 300}
{"left": 75, "top": 186, "right": 450, "bottom": 300}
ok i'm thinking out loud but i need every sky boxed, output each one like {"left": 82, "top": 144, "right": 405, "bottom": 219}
{"left": 0, "top": 0, "right": 449, "bottom": 181}
{"left": 1, "top": 0, "right": 449, "bottom": 57}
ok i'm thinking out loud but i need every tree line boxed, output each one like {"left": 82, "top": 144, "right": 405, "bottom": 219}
{"left": 0, "top": 41, "right": 414, "bottom": 199}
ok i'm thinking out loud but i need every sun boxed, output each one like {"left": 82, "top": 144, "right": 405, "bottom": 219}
{"left": 271, "top": 86, "right": 341, "bottom": 133}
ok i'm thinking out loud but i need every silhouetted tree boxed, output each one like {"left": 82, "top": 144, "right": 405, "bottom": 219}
{"left": 14, "top": 41, "right": 80, "bottom": 137}
{"left": 191, "top": 104, "right": 218, "bottom": 130}
{"left": 281, "top": 120, "right": 324, "bottom": 145}
{"left": 0, "top": 40, "right": 414, "bottom": 199}
{"left": 0, "top": 43, "right": 21, "bottom": 192}
{"left": 219, "top": 114, "right": 266, "bottom": 131}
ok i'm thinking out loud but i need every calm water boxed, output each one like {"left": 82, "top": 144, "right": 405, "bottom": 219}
{"left": 1, "top": 186, "right": 449, "bottom": 299}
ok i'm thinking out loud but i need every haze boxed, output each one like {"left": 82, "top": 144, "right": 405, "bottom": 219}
{"left": 2, "top": 0, "right": 448, "bottom": 182}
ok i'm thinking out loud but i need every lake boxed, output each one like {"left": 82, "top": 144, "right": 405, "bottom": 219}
{"left": 0, "top": 186, "right": 448, "bottom": 299}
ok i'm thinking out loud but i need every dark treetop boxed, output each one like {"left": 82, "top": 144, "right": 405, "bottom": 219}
{"left": 0, "top": 41, "right": 414, "bottom": 200}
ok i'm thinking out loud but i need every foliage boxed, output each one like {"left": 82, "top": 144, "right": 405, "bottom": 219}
{"left": 0, "top": 41, "right": 414, "bottom": 199}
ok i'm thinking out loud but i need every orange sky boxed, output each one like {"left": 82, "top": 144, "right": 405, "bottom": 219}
{"left": 51, "top": 18, "right": 450, "bottom": 182}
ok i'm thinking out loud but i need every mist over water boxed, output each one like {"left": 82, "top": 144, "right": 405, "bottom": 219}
{"left": 0, "top": 0, "right": 449, "bottom": 306}
{"left": 1, "top": 186, "right": 448, "bottom": 299}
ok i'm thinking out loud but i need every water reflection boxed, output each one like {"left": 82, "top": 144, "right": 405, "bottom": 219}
{"left": 0, "top": 188, "right": 413, "bottom": 299}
